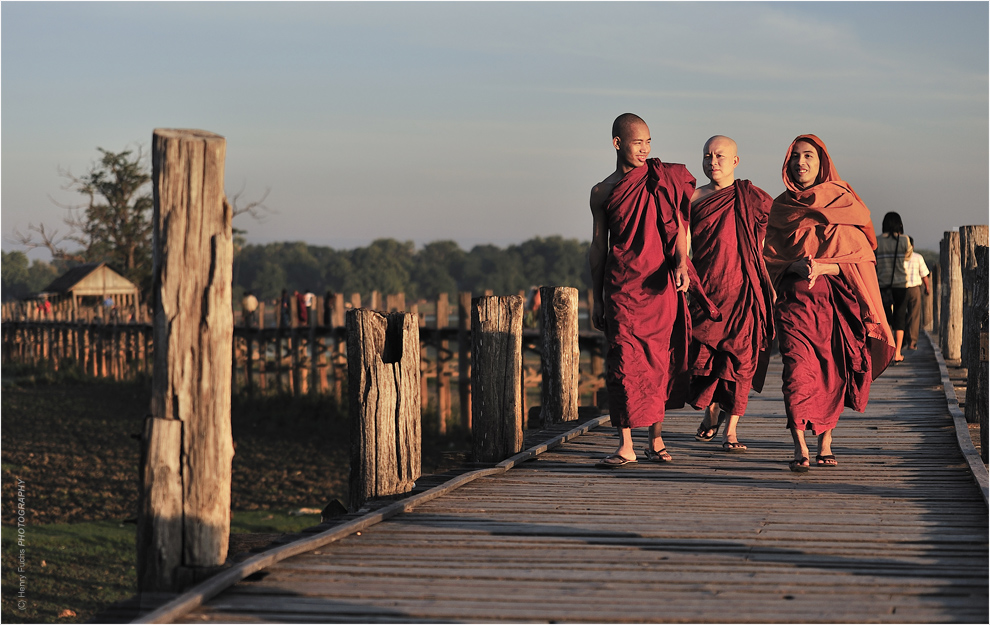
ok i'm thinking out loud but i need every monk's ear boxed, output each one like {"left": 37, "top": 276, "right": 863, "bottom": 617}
{"left": 733, "top": 155, "right": 740, "bottom": 167}
{"left": 613, "top": 136, "right": 621, "bottom": 151}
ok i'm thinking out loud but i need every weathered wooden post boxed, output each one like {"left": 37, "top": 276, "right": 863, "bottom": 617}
{"left": 471, "top": 295, "right": 524, "bottom": 463}
{"left": 959, "top": 225, "right": 988, "bottom": 367}
{"left": 331, "top": 293, "right": 346, "bottom": 403}
{"left": 964, "top": 246, "right": 988, "bottom": 434}
{"left": 458, "top": 291, "right": 472, "bottom": 429}
{"left": 540, "top": 286, "right": 580, "bottom": 427}
{"left": 939, "top": 231, "right": 963, "bottom": 361}
{"left": 931, "top": 263, "right": 941, "bottom": 335}
{"left": 138, "top": 129, "right": 233, "bottom": 592}
{"left": 347, "top": 309, "right": 421, "bottom": 511}
{"left": 436, "top": 293, "right": 451, "bottom": 434}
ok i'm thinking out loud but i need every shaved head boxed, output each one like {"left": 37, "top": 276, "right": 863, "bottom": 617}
{"left": 612, "top": 113, "right": 647, "bottom": 140}
{"left": 702, "top": 135, "right": 740, "bottom": 188}
{"left": 704, "top": 135, "right": 737, "bottom": 155}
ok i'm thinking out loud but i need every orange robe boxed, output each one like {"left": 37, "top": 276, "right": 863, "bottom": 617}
{"left": 764, "top": 135, "right": 895, "bottom": 434}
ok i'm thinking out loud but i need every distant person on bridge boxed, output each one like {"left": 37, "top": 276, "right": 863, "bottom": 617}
{"left": 901, "top": 241, "right": 931, "bottom": 351}
{"left": 685, "top": 135, "right": 775, "bottom": 453}
{"left": 588, "top": 113, "right": 717, "bottom": 468}
{"left": 764, "top": 135, "right": 895, "bottom": 472}
{"left": 875, "top": 211, "right": 915, "bottom": 362}
{"left": 241, "top": 291, "right": 258, "bottom": 328}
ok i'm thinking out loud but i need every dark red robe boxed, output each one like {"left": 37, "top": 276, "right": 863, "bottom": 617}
{"left": 603, "top": 159, "right": 696, "bottom": 429}
{"left": 687, "top": 180, "right": 775, "bottom": 415}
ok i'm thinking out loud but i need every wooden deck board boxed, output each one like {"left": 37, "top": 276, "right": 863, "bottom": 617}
{"left": 168, "top": 334, "right": 987, "bottom": 623}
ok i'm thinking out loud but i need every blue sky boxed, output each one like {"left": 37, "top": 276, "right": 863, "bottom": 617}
{"left": 2, "top": 1, "right": 987, "bottom": 260}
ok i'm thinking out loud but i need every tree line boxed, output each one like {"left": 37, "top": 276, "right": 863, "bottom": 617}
{"left": 233, "top": 236, "right": 592, "bottom": 303}
{"left": 3, "top": 145, "right": 592, "bottom": 305}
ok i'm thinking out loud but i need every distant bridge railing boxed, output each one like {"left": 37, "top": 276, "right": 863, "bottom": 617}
{"left": 1, "top": 288, "right": 608, "bottom": 432}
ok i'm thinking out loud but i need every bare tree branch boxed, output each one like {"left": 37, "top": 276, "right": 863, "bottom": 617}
{"left": 227, "top": 184, "right": 275, "bottom": 223}
{"left": 12, "top": 223, "right": 87, "bottom": 263}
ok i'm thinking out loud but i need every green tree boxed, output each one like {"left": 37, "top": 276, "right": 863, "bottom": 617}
{"left": 1, "top": 250, "right": 59, "bottom": 301}
{"left": 18, "top": 147, "right": 271, "bottom": 295}
{"left": 412, "top": 240, "right": 464, "bottom": 299}
{"left": 16, "top": 147, "right": 153, "bottom": 290}
{"left": 346, "top": 239, "right": 415, "bottom": 296}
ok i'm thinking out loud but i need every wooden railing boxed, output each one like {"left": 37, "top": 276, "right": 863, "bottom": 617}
{"left": 1, "top": 289, "right": 607, "bottom": 432}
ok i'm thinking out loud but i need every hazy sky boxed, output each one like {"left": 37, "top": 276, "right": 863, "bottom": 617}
{"left": 2, "top": 1, "right": 987, "bottom": 260}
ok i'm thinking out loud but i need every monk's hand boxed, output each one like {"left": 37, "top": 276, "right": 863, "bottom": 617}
{"left": 591, "top": 300, "right": 606, "bottom": 331}
{"left": 674, "top": 263, "right": 690, "bottom": 293}
{"left": 795, "top": 257, "right": 827, "bottom": 288}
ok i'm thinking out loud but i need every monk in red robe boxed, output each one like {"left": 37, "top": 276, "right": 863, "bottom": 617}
{"left": 764, "top": 135, "right": 895, "bottom": 472}
{"left": 589, "top": 113, "right": 695, "bottom": 467}
{"left": 687, "top": 136, "right": 774, "bottom": 452}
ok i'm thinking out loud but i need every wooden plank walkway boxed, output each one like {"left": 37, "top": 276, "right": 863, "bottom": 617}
{"left": 145, "top": 333, "right": 988, "bottom": 623}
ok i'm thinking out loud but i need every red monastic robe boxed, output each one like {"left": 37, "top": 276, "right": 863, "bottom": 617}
{"left": 687, "top": 180, "right": 775, "bottom": 415}
{"left": 603, "top": 158, "right": 697, "bottom": 429}
{"left": 764, "top": 135, "right": 895, "bottom": 434}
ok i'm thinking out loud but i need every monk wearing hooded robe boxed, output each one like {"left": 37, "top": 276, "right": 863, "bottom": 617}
{"left": 687, "top": 136, "right": 775, "bottom": 453}
{"left": 763, "top": 135, "right": 895, "bottom": 472}
{"left": 589, "top": 113, "right": 716, "bottom": 467}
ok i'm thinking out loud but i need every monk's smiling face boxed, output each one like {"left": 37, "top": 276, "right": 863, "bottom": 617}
{"left": 789, "top": 140, "right": 820, "bottom": 190}
{"left": 703, "top": 136, "right": 739, "bottom": 187}
{"left": 614, "top": 121, "right": 651, "bottom": 171}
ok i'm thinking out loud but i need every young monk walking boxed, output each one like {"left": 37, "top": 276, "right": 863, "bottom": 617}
{"left": 687, "top": 136, "right": 775, "bottom": 452}
{"left": 588, "top": 113, "right": 710, "bottom": 467}
{"left": 763, "top": 135, "right": 895, "bottom": 471}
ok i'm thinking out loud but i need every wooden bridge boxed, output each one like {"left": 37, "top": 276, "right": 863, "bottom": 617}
{"left": 135, "top": 332, "right": 987, "bottom": 624}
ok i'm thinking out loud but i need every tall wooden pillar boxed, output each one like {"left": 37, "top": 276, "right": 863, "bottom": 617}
{"left": 139, "top": 129, "right": 233, "bottom": 592}
{"left": 458, "top": 291, "right": 472, "bottom": 430}
{"left": 540, "top": 287, "right": 580, "bottom": 426}
{"left": 471, "top": 295, "right": 524, "bottom": 463}
{"left": 959, "top": 225, "right": 988, "bottom": 367}
{"left": 939, "top": 231, "right": 962, "bottom": 361}
{"left": 347, "top": 309, "right": 421, "bottom": 511}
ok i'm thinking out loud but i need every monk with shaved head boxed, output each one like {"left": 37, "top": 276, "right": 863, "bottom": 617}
{"left": 589, "top": 113, "right": 717, "bottom": 467}
{"left": 684, "top": 136, "right": 775, "bottom": 452}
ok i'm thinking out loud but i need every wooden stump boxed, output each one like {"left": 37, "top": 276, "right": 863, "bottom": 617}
{"left": 540, "top": 286, "right": 580, "bottom": 427}
{"left": 964, "top": 246, "right": 988, "bottom": 431}
{"left": 939, "top": 231, "right": 962, "bottom": 361}
{"left": 139, "top": 129, "right": 233, "bottom": 592}
{"left": 959, "top": 225, "right": 988, "bottom": 368}
{"left": 471, "top": 295, "right": 524, "bottom": 463}
{"left": 931, "top": 263, "right": 941, "bottom": 333}
{"left": 436, "top": 293, "right": 451, "bottom": 434}
{"left": 347, "top": 309, "right": 421, "bottom": 511}
{"left": 458, "top": 291, "right": 472, "bottom": 430}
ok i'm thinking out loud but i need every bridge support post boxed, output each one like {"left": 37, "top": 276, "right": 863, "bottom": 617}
{"left": 939, "top": 231, "right": 963, "bottom": 361}
{"left": 458, "top": 291, "right": 473, "bottom": 430}
{"left": 471, "top": 295, "right": 524, "bottom": 463}
{"left": 139, "top": 129, "right": 233, "bottom": 592}
{"left": 964, "top": 247, "right": 988, "bottom": 439}
{"left": 540, "top": 286, "right": 580, "bottom": 427}
{"left": 959, "top": 225, "right": 988, "bottom": 369}
{"left": 347, "top": 309, "right": 421, "bottom": 511}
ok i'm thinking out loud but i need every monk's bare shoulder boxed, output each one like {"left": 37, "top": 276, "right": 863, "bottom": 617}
{"left": 692, "top": 182, "right": 718, "bottom": 204}
{"left": 590, "top": 175, "right": 619, "bottom": 212}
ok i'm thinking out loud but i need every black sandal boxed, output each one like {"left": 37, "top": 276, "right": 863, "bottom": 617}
{"left": 789, "top": 457, "right": 810, "bottom": 473}
{"left": 643, "top": 447, "right": 673, "bottom": 463}
{"left": 694, "top": 414, "right": 726, "bottom": 442}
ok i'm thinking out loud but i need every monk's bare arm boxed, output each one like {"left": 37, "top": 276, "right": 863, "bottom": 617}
{"left": 588, "top": 184, "right": 611, "bottom": 331}
{"left": 672, "top": 211, "right": 690, "bottom": 293}
{"left": 789, "top": 257, "right": 840, "bottom": 289}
